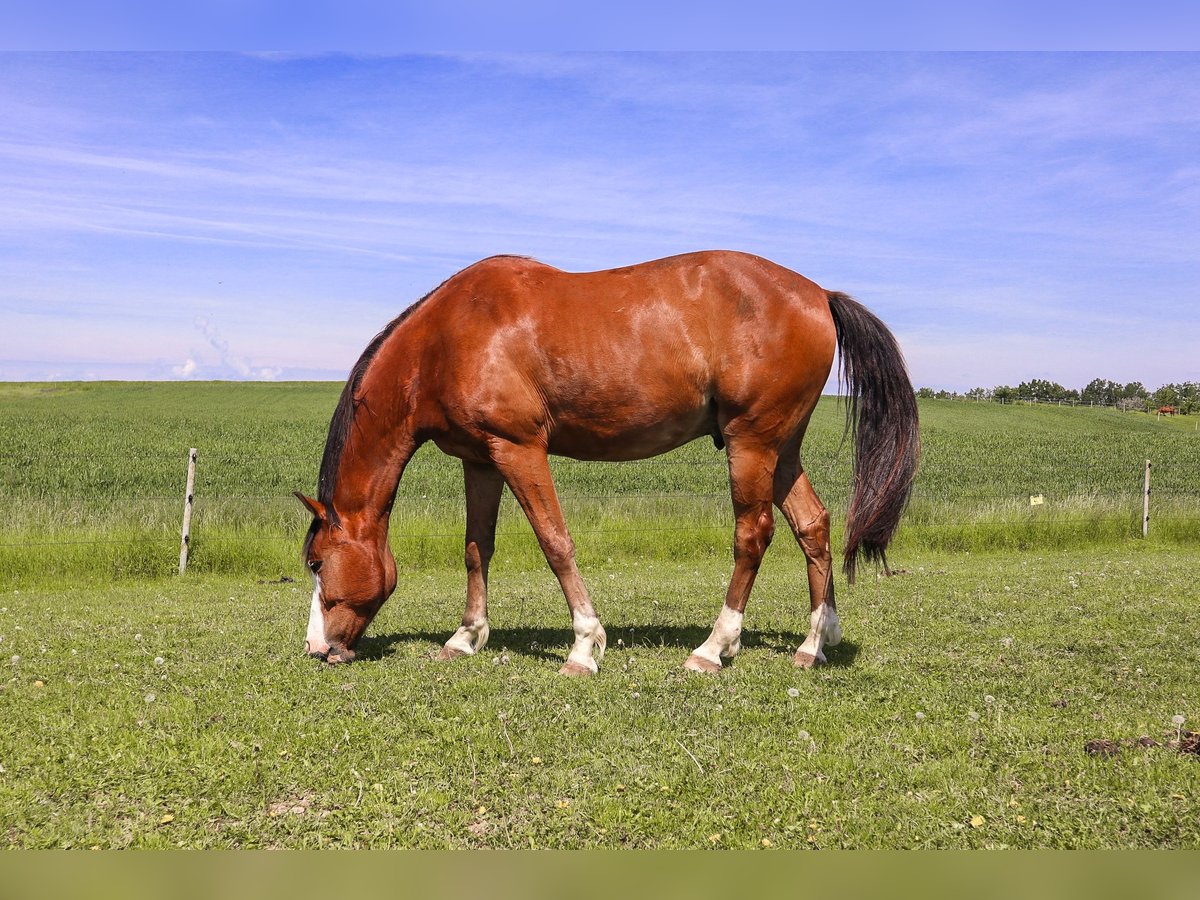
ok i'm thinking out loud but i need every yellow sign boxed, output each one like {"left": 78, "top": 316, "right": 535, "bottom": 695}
{"left": 1030, "top": 494, "right": 1045, "bottom": 506}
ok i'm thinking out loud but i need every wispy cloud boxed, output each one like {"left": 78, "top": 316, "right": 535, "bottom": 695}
{"left": 1, "top": 52, "right": 1197, "bottom": 390}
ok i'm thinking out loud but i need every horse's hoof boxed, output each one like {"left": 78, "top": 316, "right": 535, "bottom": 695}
{"left": 437, "top": 645, "right": 467, "bottom": 661}
{"left": 683, "top": 654, "right": 722, "bottom": 674}
{"left": 558, "top": 661, "right": 596, "bottom": 677}
{"left": 793, "top": 650, "right": 826, "bottom": 669}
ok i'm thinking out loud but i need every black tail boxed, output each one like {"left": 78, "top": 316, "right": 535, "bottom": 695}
{"left": 827, "top": 291, "right": 920, "bottom": 583}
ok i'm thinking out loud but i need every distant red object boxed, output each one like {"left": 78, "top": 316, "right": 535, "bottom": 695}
{"left": 1157, "top": 406, "right": 1177, "bottom": 415}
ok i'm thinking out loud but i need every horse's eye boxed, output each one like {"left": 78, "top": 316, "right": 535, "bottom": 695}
{"left": 308, "top": 559, "right": 323, "bottom": 574}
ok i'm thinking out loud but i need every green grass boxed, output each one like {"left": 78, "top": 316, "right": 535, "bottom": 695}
{"left": 3, "top": 383, "right": 1197, "bottom": 848}
{"left": 0, "top": 384, "right": 1197, "bottom": 584}
{"left": 2, "top": 548, "right": 1197, "bottom": 848}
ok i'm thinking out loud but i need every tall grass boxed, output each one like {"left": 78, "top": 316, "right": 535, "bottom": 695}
{"left": 0, "top": 385, "right": 1197, "bottom": 584}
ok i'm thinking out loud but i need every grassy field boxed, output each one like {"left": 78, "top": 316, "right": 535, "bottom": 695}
{"left": 0, "top": 382, "right": 1197, "bottom": 583}
{"left": 1, "top": 383, "right": 1198, "bottom": 848}
{"left": 2, "top": 548, "right": 1197, "bottom": 848}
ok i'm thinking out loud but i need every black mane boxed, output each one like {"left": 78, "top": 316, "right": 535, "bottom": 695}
{"left": 313, "top": 257, "right": 536, "bottom": 527}
{"left": 315, "top": 295, "right": 427, "bottom": 526}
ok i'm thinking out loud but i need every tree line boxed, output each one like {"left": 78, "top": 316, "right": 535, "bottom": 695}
{"left": 915, "top": 379, "right": 1200, "bottom": 414}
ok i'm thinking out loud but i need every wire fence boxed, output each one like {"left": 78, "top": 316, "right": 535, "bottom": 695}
{"left": 1, "top": 446, "right": 1197, "bottom": 569}
{"left": 919, "top": 392, "right": 1200, "bottom": 417}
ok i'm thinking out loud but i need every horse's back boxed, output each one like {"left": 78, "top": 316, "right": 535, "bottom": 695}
{"left": 406, "top": 251, "right": 837, "bottom": 459}
{"left": 446, "top": 250, "right": 834, "bottom": 351}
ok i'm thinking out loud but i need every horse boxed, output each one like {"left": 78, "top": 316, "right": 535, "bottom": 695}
{"left": 295, "top": 250, "right": 919, "bottom": 674}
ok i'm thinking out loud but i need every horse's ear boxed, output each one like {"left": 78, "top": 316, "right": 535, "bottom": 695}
{"left": 294, "top": 492, "right": 326, "bottom": 520}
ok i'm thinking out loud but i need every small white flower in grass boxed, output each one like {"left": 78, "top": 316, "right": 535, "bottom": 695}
{"left": 1172, "top": 714, "right": 1185, "bottom": 725}
{"left": 134, "top": 634, "right": 142, "bottom": 642}
{"left": 915, "top": 712, "right": 926, "bottom": 721}
{"left": 70, "top": 649, "right": 77, "bottom": 656}
{"left": 1000, "top": 637, "right": 1013, "bottom": 648}
{"left": 967, "top": 710, "right": 980, "bottom": 722}
{"left": 631, "top": 691, "right": 640, "bottom": 699}
{"left": 144, "top": 693, "right": 156, "bottom": 703}
{"left": 797, "top": 730, "right": 811, "bottom": 742}
{"left": 787, "top": 687, "right": 800, "bottom": 698}
{"left": 984, "top": 695, "right": 996, "bottom": 705}
{"left": 9, "top": 655, "right": 18, "bottom": 665}
{"left": 154, "top": 657, "right": 165, "bottom": 666}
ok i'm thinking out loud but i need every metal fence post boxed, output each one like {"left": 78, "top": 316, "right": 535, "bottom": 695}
{"left": 179, "top": 448, "right": 197, "bottom": 574}
{"left": 1142, "top": 459, "right": 1151, "bottom": 538}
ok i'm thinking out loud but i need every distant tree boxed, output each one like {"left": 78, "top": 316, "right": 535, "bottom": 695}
{"left": 1081, "top": 378, "right": 1121, "bottom": 406}
{"left": 1152, "top": 385, "right": 1180, "bottom": 409}
{"left": 915, "top": 387, "right": 936, "bottom": 399}
{"left": 1177, "top": 382, "right": 1200, "bottom": 415}
{"left": 1117, "top": 396, "right": 1146, "bottom": 412}
{"left": 1017, "top": 379, "right": 1073, "bottom": 402}
{"left": 1121, "top": 382, "right": 1149, "bottom": 400}
{"left": 992, "top": 385, "right": 1017, "bottom": 403}
{"left": 935, "top": 389, "right": 953, "bottom": 399}
{"left": 965, "top": 387, "right": 989, "bottom": 400}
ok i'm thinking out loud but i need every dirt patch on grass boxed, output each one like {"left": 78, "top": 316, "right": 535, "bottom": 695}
{"left": 1085, "top": 731, "right": 1199, "bottom": 758}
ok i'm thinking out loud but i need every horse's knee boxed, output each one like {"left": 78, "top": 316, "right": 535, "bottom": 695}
{"left": 541, "top": 533, "right": 576, "bottom": 569}
{"left": 734, "top": 508, "right": 774, "bottom": 561}
{"left": 464, "top": 540, "right": 482, "bottom": 572}
{"left": 464, "top": 538, "right": 495, "bottom": 573}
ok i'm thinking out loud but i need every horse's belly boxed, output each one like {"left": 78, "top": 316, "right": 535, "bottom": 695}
{"left": 547, "top": 402, "right": 713, "bottom": 461}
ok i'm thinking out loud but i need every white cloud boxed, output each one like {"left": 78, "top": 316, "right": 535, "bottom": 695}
{"left": 173, "top": 357, "right": 198, "bottom": 378}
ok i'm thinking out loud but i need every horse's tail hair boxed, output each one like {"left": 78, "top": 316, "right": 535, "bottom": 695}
{"left": 826, "top": 291, "right": 921, "bottom": 583}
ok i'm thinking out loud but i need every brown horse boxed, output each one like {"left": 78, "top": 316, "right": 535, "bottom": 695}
{"left": 296, "top": 251, "right": 918, "bottom": 674}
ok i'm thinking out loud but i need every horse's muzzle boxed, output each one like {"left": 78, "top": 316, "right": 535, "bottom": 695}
{"left": 323, "top": 644, "right": 356, "bottom": 665}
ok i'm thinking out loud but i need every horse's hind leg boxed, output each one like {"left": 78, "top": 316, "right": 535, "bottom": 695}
{"left": 685, "top": 442, "right": 777, "bottom": 673}
{"left": 490, "top": 443, "right": 606, "bottom": 676}
{"left": 774, "top": 457, "right": 841, "bottom": 668}
{"left": 439, "top": 460, "right": 504, "bottom": 660}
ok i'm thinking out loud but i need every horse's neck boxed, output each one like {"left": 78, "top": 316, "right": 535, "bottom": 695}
{"left": 331, "top": 353, "right": 421, "bottom": 528}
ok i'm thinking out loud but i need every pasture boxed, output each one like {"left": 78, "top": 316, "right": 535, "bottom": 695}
{"left": 1, "top": 382, "right": 1198, "bottom": 848}
{"left": 0, "top": 382, "right": 1197, "bottom": 583}
{"left": 3, "top": 550, "right": 1198, "bottom": 848}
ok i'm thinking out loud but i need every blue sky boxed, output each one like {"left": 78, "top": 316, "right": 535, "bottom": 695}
{"left": 1, "top": 52, "right": 1198, "bottom": 390}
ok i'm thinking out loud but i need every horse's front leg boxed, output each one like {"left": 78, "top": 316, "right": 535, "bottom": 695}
{"left": 439, "top": 460, "right": 504, "bottom": 660}
{"left": 490, "top": 442, "right": 606, "bottom": 676}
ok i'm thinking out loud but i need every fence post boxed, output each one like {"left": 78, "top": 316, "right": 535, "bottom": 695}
{"left": 1142, "top": 459, "right": 1151, "bottom": 538}
{"left": 179, "top": 448, "right": 197, "bottom": 574}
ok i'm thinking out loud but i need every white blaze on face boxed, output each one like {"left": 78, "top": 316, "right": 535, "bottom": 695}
{"left": 305, "top": 574, "right": 330, "bottom": 655}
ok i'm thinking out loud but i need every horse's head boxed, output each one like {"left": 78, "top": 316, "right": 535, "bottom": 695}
{"left": 295, "top": 492, "right": 397, "bottom": 664}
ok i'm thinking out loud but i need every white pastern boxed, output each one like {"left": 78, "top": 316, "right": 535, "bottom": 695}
{"left": 796, "top": 603, "right": 840, "bottom": 662}
{"left": 565, "top": 613, "right": 606, "bottom": 673}
{"left": 691, "top": 605, "right": 744, "bottom": 668}
{"left": 823, "top": 605, "right": 843, "bottom": 647}
{"left": 305, "top": 575, "right": 330, "bottom": 655}
{"left": 443, "top": 621, "right": 491, "bottom": 656}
